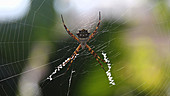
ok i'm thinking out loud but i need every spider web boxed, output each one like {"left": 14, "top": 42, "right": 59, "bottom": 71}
{"left": 0, "top": 0, "right": 170, "bottom": 96}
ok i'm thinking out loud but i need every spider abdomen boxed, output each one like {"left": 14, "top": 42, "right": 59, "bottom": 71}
{"left": 77, "top": 29, "right": 90, "bottom": 38}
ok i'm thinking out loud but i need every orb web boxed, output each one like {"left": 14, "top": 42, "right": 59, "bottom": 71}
{"left": 0, "top": 0, "right": 169, "bottom": 96}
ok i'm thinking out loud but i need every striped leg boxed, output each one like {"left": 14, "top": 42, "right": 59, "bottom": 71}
{"left": 64, "top": 44, "right": 81, "bottom": 73}
{"left": 61, "top": 15, "right": 80, "bottom": 43}
{"left": 86, "top": 44, "right": 106, "bottom": 72}
{"left": 87, "top": 11, "right": 101, "bottom": 42}
{"left": 48, "top": 45, "right": 81, "bottom": 80}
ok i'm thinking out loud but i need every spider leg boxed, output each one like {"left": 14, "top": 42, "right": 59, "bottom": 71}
{"left": 87, "top": 11, "right": 101, "bottom": 42}
{"left": 64, "top": 44, "right": 81, "bottom": 74}
{"left": 61, "top": 15, "right": 80, "bottom": 43}
{"left": 86, "top": 44, "right": 106, "bottom": 72}
{"left": 86, "top": 44, "right": 106, "bottom": 63}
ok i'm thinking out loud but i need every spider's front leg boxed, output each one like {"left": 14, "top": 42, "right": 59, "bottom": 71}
{"left": 64, "top": 44, "right": 81, "bottom": 73}
{"left": 47, "top": 45, "right": 81, "bottom": 80}
{"left": 86, "top": 44, "right": 106, "bottom": 72}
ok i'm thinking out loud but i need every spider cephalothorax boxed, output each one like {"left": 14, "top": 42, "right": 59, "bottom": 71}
{"left": 61, "top": 11, "right": 106, "bottom": 72}
{"left": 76, "top": 29, "right": 90, "bottom": 49}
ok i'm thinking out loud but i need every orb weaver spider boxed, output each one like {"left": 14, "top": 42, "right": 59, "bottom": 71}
{"left": 61, "top": 12, "right": 107, "bottom": 73}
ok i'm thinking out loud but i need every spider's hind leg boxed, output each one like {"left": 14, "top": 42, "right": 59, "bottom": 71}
{"left": 61, "top": 15, "right": 80, "bottom": 43}
{"left": 87, "top": 11, "right": 101, "bottom": 42}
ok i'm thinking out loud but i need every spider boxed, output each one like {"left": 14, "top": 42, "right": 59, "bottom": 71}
{"left": 61, "top": 12, "right": 107, "bottom": 73}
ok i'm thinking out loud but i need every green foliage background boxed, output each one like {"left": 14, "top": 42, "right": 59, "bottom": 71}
{"left": 0, "top": 0, "right": 170, "bottom": 96}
